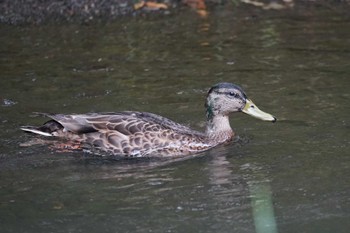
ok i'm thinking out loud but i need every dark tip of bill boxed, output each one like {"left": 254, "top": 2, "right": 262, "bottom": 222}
{"left": 272, "top": 117, "right": 277, "bottom": 123}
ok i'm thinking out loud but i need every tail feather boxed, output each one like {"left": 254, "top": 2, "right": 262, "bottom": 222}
{"left": 21, "top": 120, "right": 64, "bottom": 137}
{"left": 20, "top": 126, "right": 53, "bottom": 136}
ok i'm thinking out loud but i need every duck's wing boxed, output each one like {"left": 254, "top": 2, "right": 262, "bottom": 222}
{"left": 48, "top": 111, "right": 204, "bottom": 137}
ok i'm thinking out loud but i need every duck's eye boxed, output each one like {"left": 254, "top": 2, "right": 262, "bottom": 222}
{"left": 228, "top": 92, "right": 237, "bottom": 97}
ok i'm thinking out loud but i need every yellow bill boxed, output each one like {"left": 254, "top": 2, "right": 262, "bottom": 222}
{"left": 242, "top": 99, "right": 277, "bottom": 122}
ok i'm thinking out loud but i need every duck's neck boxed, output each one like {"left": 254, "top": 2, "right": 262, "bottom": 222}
{"left": 205, "top": 113, "right": 234, "bottom": 144}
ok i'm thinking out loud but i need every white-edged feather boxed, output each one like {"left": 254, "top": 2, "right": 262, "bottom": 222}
{"left": 20, "top": 127, "right": 53, "bottom": 137}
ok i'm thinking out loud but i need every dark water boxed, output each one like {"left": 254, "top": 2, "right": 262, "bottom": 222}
{"left": 1, "top": 6, "right": 349, "bottom": 233}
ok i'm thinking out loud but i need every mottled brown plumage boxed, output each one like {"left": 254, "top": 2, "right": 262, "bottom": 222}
{"left": 21, "top": 83, "right": 276, "bottom": 157}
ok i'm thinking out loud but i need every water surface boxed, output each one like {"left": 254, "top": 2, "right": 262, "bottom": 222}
{"left": 0, "top": 6, "right": 349, "bottom": 233}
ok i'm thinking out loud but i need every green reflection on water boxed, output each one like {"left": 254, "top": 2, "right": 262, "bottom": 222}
{"left": 250, "top": 183, "right": 278, "bottom": 233}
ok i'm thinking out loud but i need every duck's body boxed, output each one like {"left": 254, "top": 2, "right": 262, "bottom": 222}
{"left": 21, "top": 83, "right": 276, "bottom": 157}
{"left": 25, "top": 111, "right": 217, "bottom": 157}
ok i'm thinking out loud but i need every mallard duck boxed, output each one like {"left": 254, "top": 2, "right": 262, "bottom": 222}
{"left": 21, "top": 83, "right": 276, "bottom": 157}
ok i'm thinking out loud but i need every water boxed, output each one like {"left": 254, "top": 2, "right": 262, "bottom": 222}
{"left": 1, "top": 6, "right": 349, "bottom": 233}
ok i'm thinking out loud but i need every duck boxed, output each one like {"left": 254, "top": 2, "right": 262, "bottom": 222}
{"left": 21, "top": 82, "right": 276, "bottom": 157}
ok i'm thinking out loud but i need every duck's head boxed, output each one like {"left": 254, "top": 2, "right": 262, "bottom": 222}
{"left": 205, "top": 82, "right": 277, "bottom": 122}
